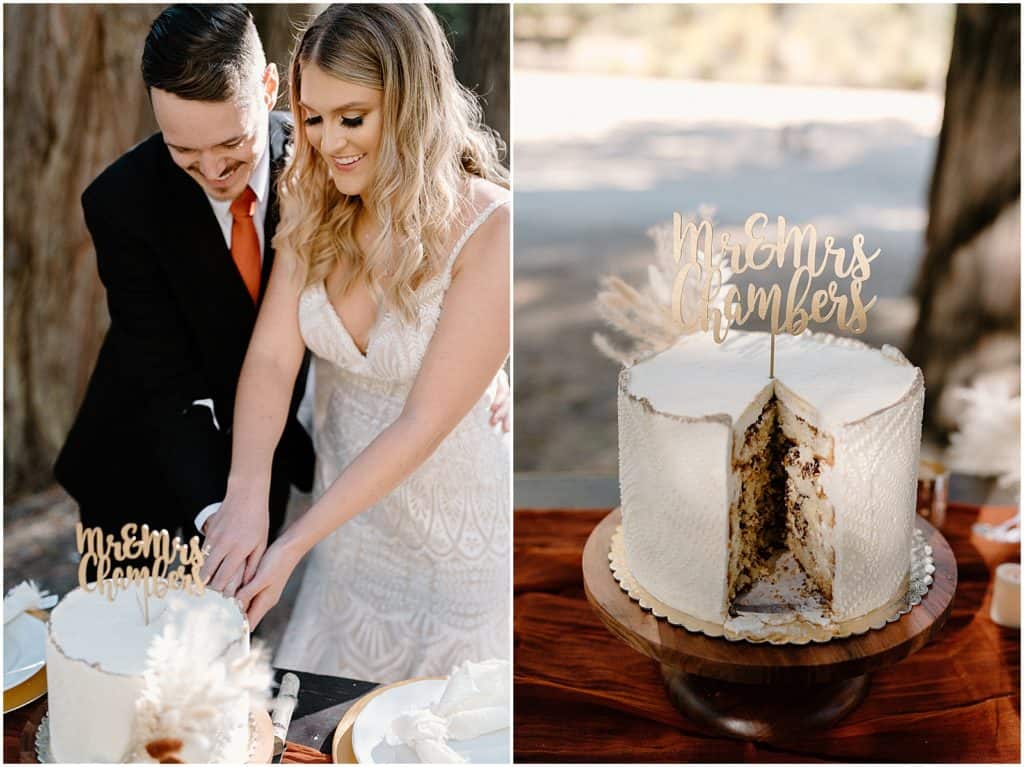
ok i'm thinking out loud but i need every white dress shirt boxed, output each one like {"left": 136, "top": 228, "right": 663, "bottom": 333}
{"left": 205, "top": 143, "right": 271, "bottom": 256}
{"left": 193, "top": 145, "right": 271, "bottom": 535}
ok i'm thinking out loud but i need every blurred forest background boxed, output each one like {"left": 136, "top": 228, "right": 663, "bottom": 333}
{"left": 515, "top": 3, "right": 952, "bottom": 88}
{"left": 3, "top": 3, "right": 509, "bottom": 639}
{"left": 514, "top": 3, "right": 1020, "bottom": 496}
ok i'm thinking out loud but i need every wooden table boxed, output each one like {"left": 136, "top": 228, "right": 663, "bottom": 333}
{"left": 4, "top": 668, "right": 375, "bottom": 764}
{"left": 514, "top": 503, "right": 1021, "bottom": 762}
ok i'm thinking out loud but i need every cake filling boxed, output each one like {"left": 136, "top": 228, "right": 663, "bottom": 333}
{"left": 727, "top": 396, "right": 836, "bottom": 613}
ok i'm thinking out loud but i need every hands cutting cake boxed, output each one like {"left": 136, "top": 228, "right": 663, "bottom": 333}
{"left": 234, "top": 536, "right": 307, "bottom": 629}
{"left": 200, "top": 484, "right": 269, "bottom": 600}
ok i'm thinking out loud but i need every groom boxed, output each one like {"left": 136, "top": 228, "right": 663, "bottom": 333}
{"left": 54, "top": 6, "right": 312, "bottom": 555}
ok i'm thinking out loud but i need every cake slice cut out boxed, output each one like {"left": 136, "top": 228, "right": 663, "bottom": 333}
{"left": 727, "top": 394, "right": 836, "bottom": 625}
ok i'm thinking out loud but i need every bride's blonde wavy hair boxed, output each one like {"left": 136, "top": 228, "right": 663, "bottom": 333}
{"left": 275, "top": 3, "right": 509, "bottom": 322}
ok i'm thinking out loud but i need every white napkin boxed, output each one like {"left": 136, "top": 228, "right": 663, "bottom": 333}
{"left": 973, "top": 511, "right": 1021, "bottom": 543}
{"left": 4, "top": 581, "right": 58, "bottom": 625}
{"left": 387, "top": 711, "right": 463, "bottom": 763}
{"left": 384, "top": 659, "right": 510, "bottom": 763}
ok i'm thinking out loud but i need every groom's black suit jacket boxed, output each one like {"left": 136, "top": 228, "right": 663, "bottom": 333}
{"left": 55, "top": 112, "right": 313, "bottom": 540}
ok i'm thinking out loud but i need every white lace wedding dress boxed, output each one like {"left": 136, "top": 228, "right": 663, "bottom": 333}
{"left": 273, "top": 199, "right": 510, "bottom": 683}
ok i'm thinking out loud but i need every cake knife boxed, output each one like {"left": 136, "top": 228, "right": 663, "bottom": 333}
{"left": 271, "top": 673, "right": 300, "bottom": 763}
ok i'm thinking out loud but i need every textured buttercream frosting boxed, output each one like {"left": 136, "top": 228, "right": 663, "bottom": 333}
{"left": 618, "top": 329, "right": 924, "bottom": 627}
{"left": 45, "top": 583, "right": 249, "bottom": 763}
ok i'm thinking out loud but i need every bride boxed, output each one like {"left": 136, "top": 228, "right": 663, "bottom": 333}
{"left": 201, "top": 4, "right": 510, "bottom": 681}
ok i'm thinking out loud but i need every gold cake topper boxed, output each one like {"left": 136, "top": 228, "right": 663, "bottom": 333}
{"left": 76, "top": 523, "right": 207, "bottom": 625}
{"left": 671, "top": 212, "right": 877, "bottom": 376}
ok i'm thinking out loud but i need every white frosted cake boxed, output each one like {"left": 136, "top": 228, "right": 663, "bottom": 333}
{"left": 617, "top": 330, "right": 924, "bottom": 634}
{"left": 45, "top": 582, "right": 250, "bottom": 763}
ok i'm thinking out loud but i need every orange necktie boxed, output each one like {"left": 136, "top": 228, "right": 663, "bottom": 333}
{"left": 229, "top": 186, "right": 261, "bottom": 303}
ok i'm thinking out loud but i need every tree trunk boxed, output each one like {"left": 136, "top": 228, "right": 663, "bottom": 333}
{"left": 438, "top": 3, "right": 510, "bottom": 155}
{"left": 909, "top": 3, "right": 1021, "bottom": 433}
{"left": 460, "top": 4, "right": 510, "bottom": 153}
{"left": 249, "top": 4, "right": 319, "bottom": 104}
{"left": 3, "top": 5, "right": 162, "bottom": 500}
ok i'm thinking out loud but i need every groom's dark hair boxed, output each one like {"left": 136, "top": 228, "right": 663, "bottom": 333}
{"left": 142, "top": 4, "right": 265, "bottom": 102}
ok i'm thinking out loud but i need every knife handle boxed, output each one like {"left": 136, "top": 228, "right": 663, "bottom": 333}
{"left": 272, "top": 673, "right": 300, "bottom": 749}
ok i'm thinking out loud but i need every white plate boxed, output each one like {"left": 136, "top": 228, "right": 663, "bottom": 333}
{"left": 4, "top": 613, "right": 47, "bottom": 691}
{"left": 351, "top": 679, "right": 510, "bottom": 764}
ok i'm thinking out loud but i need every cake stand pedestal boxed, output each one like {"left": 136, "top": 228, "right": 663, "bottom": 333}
{"left": 582, "top": 509, "right": 956, "bottom": 742}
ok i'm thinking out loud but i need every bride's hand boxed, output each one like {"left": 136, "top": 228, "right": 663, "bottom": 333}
{"left": 235, "top": 537, "right": 304, "bottom": 629}
{"left": 200, "top": 488, "right": 269, "bottom": 598}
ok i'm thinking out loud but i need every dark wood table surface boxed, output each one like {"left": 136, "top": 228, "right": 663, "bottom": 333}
{"left": 514, "top": 503, "right": 1021, "bottom": 763}
{"left": 4, "top": 667, "right": 376, "bottom": 764}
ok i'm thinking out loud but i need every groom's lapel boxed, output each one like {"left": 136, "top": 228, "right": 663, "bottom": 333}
{"left": 155, "top": 143, "right": 258, "bottom": 371}
{"left": 261, "top": 112, "right": 292, "bottom": 294}
{"left": 261, "top": 179, "right": 279, "bottom": 297}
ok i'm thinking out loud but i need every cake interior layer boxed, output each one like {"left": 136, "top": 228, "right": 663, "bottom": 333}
{"left": 784, "top": 444, "right": 835, "bottom": 602}
{"left": 727, "top": 397, "right": 836, "bottom": 611}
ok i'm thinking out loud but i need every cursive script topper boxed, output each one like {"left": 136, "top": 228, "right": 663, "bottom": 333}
{"left": 76, "top": 523, "right": 207, "bottom": 625}
{"left": 670, "top": 212, "right": 877, "bottom": 376}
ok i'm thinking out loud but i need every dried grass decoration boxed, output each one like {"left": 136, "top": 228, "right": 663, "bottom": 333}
{"left": 75, "top": 522, "right": 206, "bottom": 625}
{"left": 947, "top": 379, "right": 1021, "bottom": 494}
{"left": 132, "top": 603, "right": 273, "bottom": 763}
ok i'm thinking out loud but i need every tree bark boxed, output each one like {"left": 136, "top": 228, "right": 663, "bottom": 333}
{"left": 249, "top": 4, "right": 319, "bottom": 104}
{"left": 435, "top": 3, "right": 510, "bottom": 154}
{"left": 909, "top": 3, "right": 1021, "bottom": 432}
{"left": 457, "top": 4, "right": 511, "bottom": 153}
{"left": 4, "top": 5, "right": 161, "bottom": 499}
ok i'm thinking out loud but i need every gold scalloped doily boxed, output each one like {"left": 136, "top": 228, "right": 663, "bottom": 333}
{"left": 609, "top": 525, "right": 935, "bottom": 644}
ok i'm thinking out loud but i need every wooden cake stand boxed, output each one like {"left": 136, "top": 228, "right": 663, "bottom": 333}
{"left": 582, "top": 509, "right": 957, "bottom": 741}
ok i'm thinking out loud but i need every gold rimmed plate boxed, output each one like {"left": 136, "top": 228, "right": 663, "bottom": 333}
{"left": 5, "top": 610, "right": 48, "bottom": 712}
{"left": 3, "top": 666, "right": 47, "bottom": 713}
{"left": 332, "top": 677, "right": 441, "bottom": 764}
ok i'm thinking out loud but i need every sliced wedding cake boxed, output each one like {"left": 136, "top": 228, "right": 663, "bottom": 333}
{"left": 617, "top": 330, "right": 924, "bottom": 632}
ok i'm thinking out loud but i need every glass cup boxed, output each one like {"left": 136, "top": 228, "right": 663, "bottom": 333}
{"left": 917, "top": 458, "right": 949, "bottom": 529}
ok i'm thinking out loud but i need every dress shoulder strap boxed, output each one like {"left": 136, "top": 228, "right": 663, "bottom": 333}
{"left": 442, "top": 197, "right": 510, "bottom": 276}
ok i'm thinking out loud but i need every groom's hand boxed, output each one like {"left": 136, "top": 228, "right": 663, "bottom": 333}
{"left": 200, "top": 491, "right": 269, "bottom": 597}
{"left": 489, "top": 375, "right": 511, "bottom": 433}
